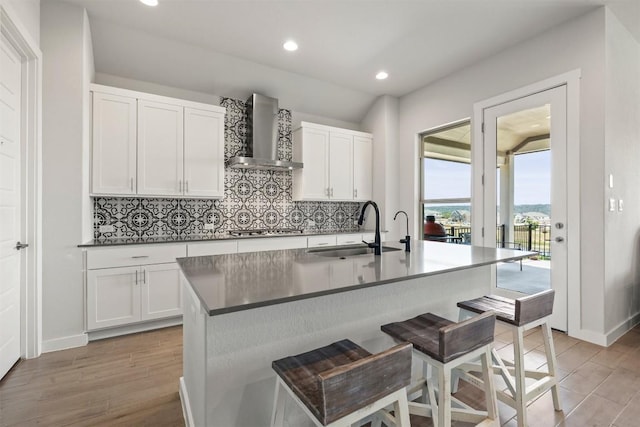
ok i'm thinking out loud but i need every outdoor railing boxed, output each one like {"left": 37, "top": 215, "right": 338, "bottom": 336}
{"left": 446, "top": 224, "right": 551, "bottom": 258}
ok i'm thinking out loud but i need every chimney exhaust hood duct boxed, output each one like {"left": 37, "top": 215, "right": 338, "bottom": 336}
{"left": 226, "top": 93, "right": 303, "bottom": 171}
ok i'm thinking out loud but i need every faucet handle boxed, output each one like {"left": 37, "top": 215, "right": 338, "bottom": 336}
{"left": 363, "top": 239, "right": 378, "bottom": 248}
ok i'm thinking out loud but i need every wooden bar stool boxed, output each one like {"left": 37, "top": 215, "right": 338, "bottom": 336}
{"left": 381, "top": 311, "right": 499, "bottom": 427}
{"left": 271, "top": 339, "right": 412, "bottom": 427}
{"left": 456, "top": 289, "right": 561, "bottom": 427}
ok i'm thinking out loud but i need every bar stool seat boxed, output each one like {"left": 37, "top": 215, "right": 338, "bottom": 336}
{"left": 271, "top": 339, "right": 412, "bottom": 427}
{"left": 382, "top": 311, "right": 499, "bottom": 427}
{"left": 456, "top": 289, "right": 561, "bottom": 427}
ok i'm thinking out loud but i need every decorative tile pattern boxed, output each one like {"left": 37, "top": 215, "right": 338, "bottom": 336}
{"left": 93, "top": 97, "right": 362, "bottom": 241}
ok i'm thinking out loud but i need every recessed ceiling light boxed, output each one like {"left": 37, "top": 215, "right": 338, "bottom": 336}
{"left": 140, "top": 0, "right": 158, "bottom": 5}
{"left": 376, "top": 71, "right": 388, "bottom": 80}
{"left": 283, "top": 40, "right": 298, "bottom": 52}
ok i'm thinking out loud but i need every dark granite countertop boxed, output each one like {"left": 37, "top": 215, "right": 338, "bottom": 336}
{"left": 78, "top": 229, "right": 382, "bottom": 248}
{"left": 177, "top": 241, "right": 534, "bottom": 316}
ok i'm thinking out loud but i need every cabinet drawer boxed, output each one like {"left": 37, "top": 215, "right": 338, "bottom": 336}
{"left": 237, "top": 237, "right": 308, "bottom": 253}
{"left": 307, "top": 235, "right": 337, "bottom": 248}
{"left": 87, "top": 244, "right": 187, "bottom": 269}
{"left": 336, "top": 234, "right": 362, "bottom": 246}
{"left": 187, "top": 241, "right": 238, "bottom": 257}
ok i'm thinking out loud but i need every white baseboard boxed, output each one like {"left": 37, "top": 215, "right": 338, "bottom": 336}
{"left": 87, "top": 317, "right": 182, "bottom": 341}
{"left": 605, "top": 312, "right": 640, "bottom": 346}
{"left": 569, "top": 312, "right": 640, "bottom": 347}
{"left": 41, "top": 333, "right": 88, "bottom": 353}
{"left": 179, "top": 376, "right": 194, "bottom": 427}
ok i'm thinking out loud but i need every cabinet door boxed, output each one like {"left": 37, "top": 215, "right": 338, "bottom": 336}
{"left": 87, "top": 266, "right": 141, "bottom": 330}
{"left": 137, "top": 100, "right": 184, "bottom": 196}
{"left": 329, "top": 132, "right": 353, "bottom": 200}
{"left": 184, "top": 108, "right": 225, "bottom": 198}
{"left": 353, "top": 136, "right": 372, "bottom": 201}
{"left": 141, "top": 263, "right": 182, "bottom": 321}
{"left": 293, "top": 127, "right": 329, "bottom": 200}
{"left": 91, "top": 92, "right": 137, "bottom": 195}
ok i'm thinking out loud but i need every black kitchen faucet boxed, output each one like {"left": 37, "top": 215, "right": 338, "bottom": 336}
{"left": 358, "top": 201, "right": 381, "bottom": 255}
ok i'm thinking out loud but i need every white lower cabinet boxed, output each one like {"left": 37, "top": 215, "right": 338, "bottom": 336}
{"left": 141, "top": 263, "right": 182, "bottom": 321}
{"left": 87, "top": 266, "right": 141, "bottom": 330}
{"left": 87, "top": 262, "right": 182, "bottom": 330}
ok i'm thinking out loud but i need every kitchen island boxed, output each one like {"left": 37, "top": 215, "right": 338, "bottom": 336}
{"left": 177, "top": 241, "right": 531, "bottom": 427}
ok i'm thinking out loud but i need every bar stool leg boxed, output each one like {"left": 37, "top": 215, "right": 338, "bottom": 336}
{"left": 513, "top": 326, "right": 527, "bottom": 427}
{"left": 393, "top": 390, "right": 411, "bottom": 427}
{"left": 437, "top": 366, "right": 452, "bottom": 427}
{"left": 542, "top": 322, "right": 561, "bottom": 411}
{"left": 481, "top": 347, "right": 499, "bottom": 423}
{"left": 271, "top": 378, "right": 286, "bottom": 427}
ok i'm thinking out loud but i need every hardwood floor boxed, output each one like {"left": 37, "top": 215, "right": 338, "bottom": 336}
{"left": 2, "top": 323, "right": 640, "bottom": 426}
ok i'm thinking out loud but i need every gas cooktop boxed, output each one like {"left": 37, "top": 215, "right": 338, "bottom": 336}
{"left": 228, "top": 229, "right": 304, "bottom": 237}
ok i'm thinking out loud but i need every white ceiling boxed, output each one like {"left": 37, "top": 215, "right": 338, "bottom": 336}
{"left": 61, "top": 0, "right": 625, "bottom": 122}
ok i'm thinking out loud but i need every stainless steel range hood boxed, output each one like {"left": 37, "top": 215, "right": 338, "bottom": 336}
{"left": 226, "top": 93, "right": 303, "bottom": 171}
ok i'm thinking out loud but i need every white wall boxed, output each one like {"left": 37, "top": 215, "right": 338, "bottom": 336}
{"left": 603, "top": 9, "right": 640, "bottom": 336}
{"left": 361, "top": 95, "right": 401, "bottom": 237}
{"left": 4, "top": 0, "right": 39, "bottom": 44}
{"left": 41, "top": 1, "right": 91, "bottom": 350}
{"left": 81, "top": 9, "right": 95, "bottom": 243}
{"left": 397, "top": 8, "right": 607, "bottom": 337}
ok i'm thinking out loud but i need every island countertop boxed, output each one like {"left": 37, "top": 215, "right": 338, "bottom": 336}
{"left": 177, "top": 241, "right": 532, "bottom": 316}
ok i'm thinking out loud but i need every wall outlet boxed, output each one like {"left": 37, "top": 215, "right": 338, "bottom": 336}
{"left": 307, "top": 220, "right": 316, "bottom": 227}
{"left": 99, "top": 225, "right": 115, "bottom": 233}
{"left": 204, "top": 223, "right": 215, "bottom": 230}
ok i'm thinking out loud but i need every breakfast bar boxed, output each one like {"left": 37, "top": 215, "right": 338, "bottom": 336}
{"left": 177, "top": 241, "right": 531, "bottom": 427}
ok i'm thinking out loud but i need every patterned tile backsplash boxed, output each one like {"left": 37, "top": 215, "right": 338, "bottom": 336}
{"left": 93, "top": 97, "right": 362, "bottom": 240}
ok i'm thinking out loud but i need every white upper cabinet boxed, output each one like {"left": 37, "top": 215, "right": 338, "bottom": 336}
{"left": 328, "top": 131, "right": 354, "bottom": 201}
{"left": 293, "top": 126, "right": 330, "bottom": 200}
{"left": 293, "top": 122, "right": 372, "bottom": 202}
{"left": 91, "top": 92, "right": 137, "bottom": 195}
{"left": 184, "top": 108, "right": 225, "bottom": 198}
{"left": 90, "top": 84, "right": 226, "bottom": 198}
{"left": 353, "top": 135, "right": 372, "bottom": 201}
{"left": 137, "top": 100, "right": 184, "bottom": 196}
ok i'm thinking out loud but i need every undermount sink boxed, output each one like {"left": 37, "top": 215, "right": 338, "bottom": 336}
{"left": 307, "top": 244, "right": 402, "bottom": 258}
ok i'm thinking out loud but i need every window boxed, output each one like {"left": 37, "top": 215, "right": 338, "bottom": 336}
{"left": 419, "top": 121, "right": 472, "bottom": 241}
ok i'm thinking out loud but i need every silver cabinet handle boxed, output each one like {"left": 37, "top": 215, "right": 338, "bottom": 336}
{"left": 15, "top": 241, "right": 29, "bottom": 250}
{"left": 131, "top": 255, "right": 149, "bottom": 259}
{"left": 185, "top": 180, "right": 189, "bottom": 193}
{"left": 317, "top": 242, "right": 329, "bottom": 246}
{"left": 326, "top": 187, "right": 330, "bottom": 197}
{"left": 354, "top": 188, "right": 357, "bottom": 198}
{"left": 134, "top": 270, "right": 138, "bottom": 285}
{"left": 130, "top": 177, "right": 134, "bottom": 192}
{"left": 143, "top": 269, "right": 146, "bottom": 284}
{"left": 330, "top": 188, "right": 334, "bottom": 197}
{"left": 179, "top": 180, "right": 182, "bottom": 193}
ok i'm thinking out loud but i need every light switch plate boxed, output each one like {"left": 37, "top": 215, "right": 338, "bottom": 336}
{"left": 609, "top": 174, "right": 614, "bottom": 188}
{"left": 204, "top": 223, "right": 215, "bottom": 230}
{"left": 609, "top": 198, "right": 616, "bottom": 212}
{"left": 619, "top": 199, "right": 624, "bottom": 211}
{"left": 99, "top": 225, "right": 115, "bottom": 233}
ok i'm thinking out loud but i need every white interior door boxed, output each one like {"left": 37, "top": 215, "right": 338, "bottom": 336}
{"left": 0, "top": 34, "right": 23, "bottom": 379}
{"left": 483, "top": 85, "right": 568, "bottom": 331}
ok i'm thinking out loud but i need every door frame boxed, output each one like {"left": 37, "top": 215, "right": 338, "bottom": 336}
{"left": 1, "top": 2, "right": 43, "bottom": 359}
{"left": 471, "top": 70, "right": 581, "bottom": 339}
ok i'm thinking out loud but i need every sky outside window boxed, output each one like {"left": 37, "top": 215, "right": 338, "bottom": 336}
{"left": 422, "top": 158, "right": 470, "bottom": 200}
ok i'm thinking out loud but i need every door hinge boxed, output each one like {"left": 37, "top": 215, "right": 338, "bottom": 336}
{"left": 481, "top": 227, "right": 485, "bottom": 237}
{"left": 481, "top": 174, "right": 484, "bottom": 185}
{"left": 481, "top": 122, "right": 485, "bottom": 133}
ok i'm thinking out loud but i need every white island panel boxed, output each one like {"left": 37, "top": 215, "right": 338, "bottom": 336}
{"left": 182, "top": 264, "right": 491, "bottom": 426}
